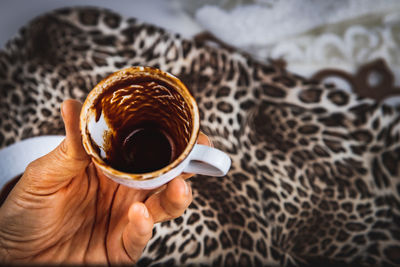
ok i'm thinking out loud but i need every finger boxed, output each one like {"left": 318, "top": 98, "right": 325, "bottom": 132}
{"left": 22, "top": 100, "right": 90, "bottom": 188}
{"left": 61, "top": 99, "right": 90, "bottom": 161}
{"left": 145, "top": 177, "right": 192, "bottom": 223}
{"left": 198, "top": 131, "right": 213, "bottom": 147}
{"left": 122, "top": 203, "right": 154, "bottom": 263}
{"left": 180, "top": 131, "right": 213, "bottom": 179}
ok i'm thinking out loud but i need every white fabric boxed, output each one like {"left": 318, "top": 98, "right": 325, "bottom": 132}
{"left": 195, "top": 0, "right": 400, "bottom": 46}
{"left": 191, "top": 0, "right": 400, "bottom": 105}
{"left": 0, "top": 136, "right": 64, "bottom": 189}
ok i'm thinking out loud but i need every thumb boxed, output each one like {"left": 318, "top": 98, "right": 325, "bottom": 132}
{"left": 24, "top": 99, "right": 90, "bottom": 187}
{"left": 60, "top": 99, "right": 89, "bottom": 162}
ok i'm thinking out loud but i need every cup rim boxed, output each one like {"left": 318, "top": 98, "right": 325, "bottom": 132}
{"left": 79, "top": 66, "right": 200, "bottom": 181}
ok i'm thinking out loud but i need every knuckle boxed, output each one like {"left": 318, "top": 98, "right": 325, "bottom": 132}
{"left": 163, "top": 203, "right": 184, "bottom": 220}
{"left": 168, "top": 198, "right": 191, "bottom": 219}
{"left": 166, "top": 208, "right": 182, "bottom": 219}
{"left": 56, "top": 141, "right": 70, "bottom": 161}
{"left": 24, "top": 158, "right": 41, "bottom": 176}
{"left": 171, "top": 196, "right": 188, "bottom": 211}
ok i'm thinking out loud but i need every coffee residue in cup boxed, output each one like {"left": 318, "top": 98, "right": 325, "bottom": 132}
{"left": 91, "top": 77, "right": 192, "bottom": 174}
{"left": 121, "top": 123, "right": 173, "bottom": 173}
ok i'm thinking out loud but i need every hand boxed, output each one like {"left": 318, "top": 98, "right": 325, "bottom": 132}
{"left": 0, "top": 99, "right": 211, "bottom": 265}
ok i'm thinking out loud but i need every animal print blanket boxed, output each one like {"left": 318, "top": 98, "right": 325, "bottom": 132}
{"left": 0, "top": 7, "right": 399, "bottom": 266}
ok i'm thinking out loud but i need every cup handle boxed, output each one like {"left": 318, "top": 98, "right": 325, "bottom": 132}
{"left": 183, "top": 144, "right": 231, "bottom": 176}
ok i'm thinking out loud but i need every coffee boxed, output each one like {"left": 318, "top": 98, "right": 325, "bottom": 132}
{"left": 91, "top": 77, "right": 192, "bottom": 174}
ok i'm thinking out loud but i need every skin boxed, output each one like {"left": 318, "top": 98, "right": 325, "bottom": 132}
{"left": 0, "top": 99, "right": 211, "bottom": 265}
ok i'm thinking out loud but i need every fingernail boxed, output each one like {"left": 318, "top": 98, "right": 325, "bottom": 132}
{"left": 205, "top": 135, "right": 214, "bottom": 147}
{"left": 142, "top": 204, "right": 150, "bottom": 219}
{"left": 135, "top": 203, "right": 149, "bottom": 219}
{"left": 182, "top": 179, "right": 189, "bottom": 195}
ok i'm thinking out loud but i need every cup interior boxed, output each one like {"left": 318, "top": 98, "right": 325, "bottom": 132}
{"left": 80, "top": 67, "right": 199, "bottom": 179}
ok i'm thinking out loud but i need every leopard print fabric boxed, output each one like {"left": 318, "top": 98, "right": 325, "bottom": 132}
{"left": 0, "top": 7, "right": 399, "bottom": 266}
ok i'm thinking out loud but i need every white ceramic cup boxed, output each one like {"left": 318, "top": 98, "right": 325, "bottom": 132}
{"left": 80, "top": 66, "right": 231, "bottom": 189}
